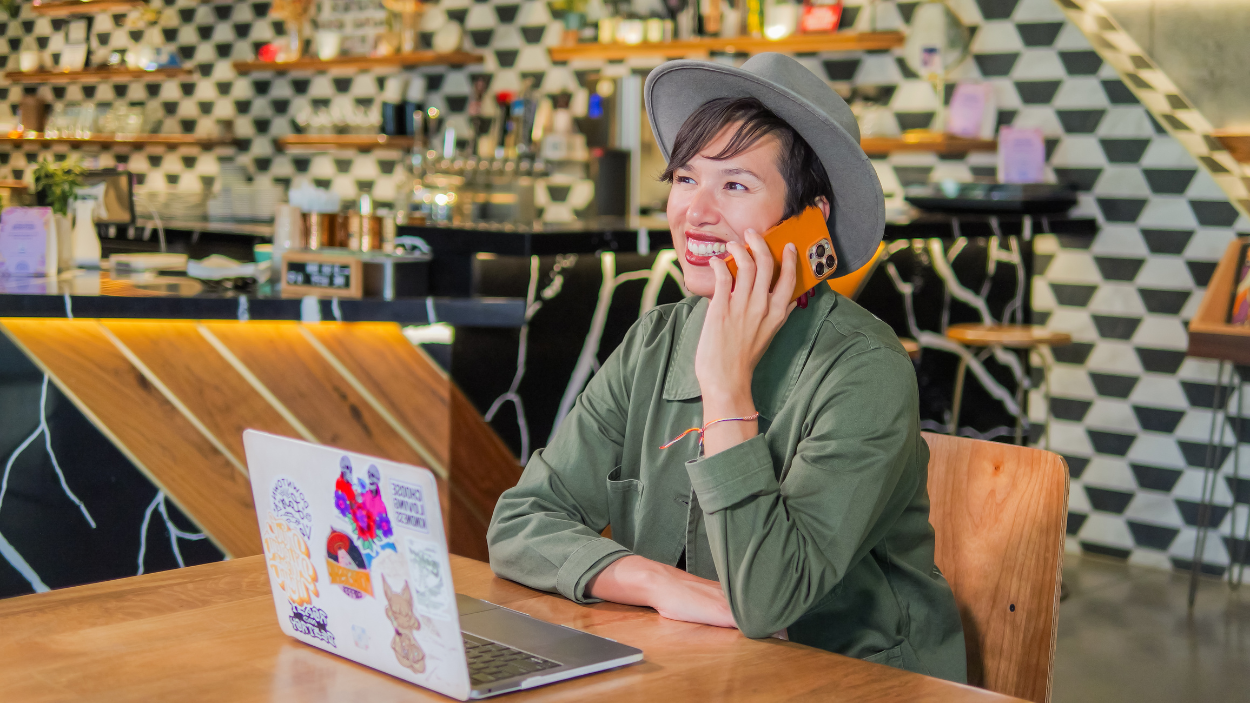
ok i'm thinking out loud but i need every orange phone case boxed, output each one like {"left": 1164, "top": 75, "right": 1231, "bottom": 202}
{"left": 725, "top": 206, "right": 838, "bottom": 302}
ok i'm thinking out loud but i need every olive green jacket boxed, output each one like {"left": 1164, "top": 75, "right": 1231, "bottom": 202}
{"left": 487, "top": 284, "right": 967, "bottom": 682}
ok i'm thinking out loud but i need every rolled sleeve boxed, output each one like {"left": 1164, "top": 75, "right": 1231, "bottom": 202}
{"left": 557, "top": 538, "right": 633, "bottom": 603}
{"left": 685, "top": 434, "right": 779, "bottom": 514}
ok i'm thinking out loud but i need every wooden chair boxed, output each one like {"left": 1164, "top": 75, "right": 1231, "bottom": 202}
{"left": 923, "top": 431, "right": 1069, "bottom": 703}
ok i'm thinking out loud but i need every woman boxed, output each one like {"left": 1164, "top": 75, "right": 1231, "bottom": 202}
{"left": 487, "top": 54, "right": 966, "bottom": 682}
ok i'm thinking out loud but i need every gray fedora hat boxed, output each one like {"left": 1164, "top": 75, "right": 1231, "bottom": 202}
{"left": 644, "top": 53, "right": 884, "bottom": 277}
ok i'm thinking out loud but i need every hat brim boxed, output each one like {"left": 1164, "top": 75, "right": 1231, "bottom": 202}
{"left": 645, "top": 60, "right": 884, "bottom": 277}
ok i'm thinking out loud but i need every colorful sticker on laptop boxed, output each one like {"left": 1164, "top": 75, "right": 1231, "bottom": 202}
{"left": 263, "top": 513, "right": 319, "bottom": 606}
{"left": 406, "top": 539, "right": 453, "bottom": 621}
{"left": 333, "top": 456, "right": 398, "bottom": 568}
{"left": 326, "top": 529, "right": 373, "bottom": 598}
{"left": 271, "top": 476, "right": 313, "bottom": 540}
{"left": 382, "top": 575, "right": 427, "bottom": 674}
{"left": 289, "top": 602, "right": 336, "bottom": 647}
{"left": 390, "top": 479, "right": 429, "bottom": 534}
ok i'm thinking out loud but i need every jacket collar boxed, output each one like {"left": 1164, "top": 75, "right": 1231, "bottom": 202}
{"left": 662, "top": 284, "right": 838, "bottom": 419}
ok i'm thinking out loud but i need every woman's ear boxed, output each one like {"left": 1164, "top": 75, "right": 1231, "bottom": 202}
{"left": 815, "top": 196, "right": 831, "bottom": 220}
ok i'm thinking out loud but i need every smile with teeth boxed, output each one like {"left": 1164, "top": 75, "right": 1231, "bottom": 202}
{"left": 687, "top": 240, "right": 728, "bottom": 257}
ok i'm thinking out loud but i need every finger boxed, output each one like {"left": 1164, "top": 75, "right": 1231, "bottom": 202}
{"left": 708, "top": 255, "right": 734, "bottom": 310}
{"left": 744, "top": 228, "right": 774, "bottom": 317}
{"left": 771, "top": 242, "right": 799, "bottom": 319}
{"left": 725, "top": 240, "right": 754, "bottom": 312}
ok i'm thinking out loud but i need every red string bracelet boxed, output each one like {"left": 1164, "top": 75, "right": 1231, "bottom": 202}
{"left": 659, "top": 412, "right": 762, "bottom": 449}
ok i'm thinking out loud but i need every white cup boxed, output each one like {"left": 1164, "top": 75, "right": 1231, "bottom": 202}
{"left": 316, "top": 31, "right": 343, "bottom": 61}
{"left": 18, "top": 51, "right": 39, "bottom": 72}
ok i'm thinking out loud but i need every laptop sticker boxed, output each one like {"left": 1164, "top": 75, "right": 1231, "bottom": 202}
{"left": 390, "top": 479, "right": 429, "bottom": 533}
{"left": 263, "top": 477, "right": 319, "bottom": 607}
{"left": 331, "top": 457, "right": 399, "bottom": 600}
{"left": 406, "top": 539, "right": 454, "bottom": 621}
{"left": 383, "top": 576, "right": 427, "bottom": 674}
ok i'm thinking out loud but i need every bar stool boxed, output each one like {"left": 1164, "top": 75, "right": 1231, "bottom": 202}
{"left": 946, "top": 324, "right": 1072, "bottom": 447}
{"left": 900, "top": 338, "right": 921, "bottom": 361}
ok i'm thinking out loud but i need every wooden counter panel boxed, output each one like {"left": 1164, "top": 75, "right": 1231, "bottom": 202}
{"left": 101, "top": 319, "right": 303, "bottom": 464}
{"left": 200, "top": 321, "right": 426, "bottom": 467}
{"left": 0, "top": 319, "right": 261, "bottom": 558}
{"left": 301, "top": 323, "right": 451, "bottom": 472}
{"left": 449, "top": 387, "right": 523, "bottom": 557}
{"left": 0, "top": 555, "right": 1022, "bottom": 703}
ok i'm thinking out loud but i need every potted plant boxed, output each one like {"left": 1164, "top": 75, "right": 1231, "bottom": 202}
{"left": 33, "top": 156, "right": 85, "bottom": 270}
{"left": 548, "top": 0, "right": 589, "bottom": 44}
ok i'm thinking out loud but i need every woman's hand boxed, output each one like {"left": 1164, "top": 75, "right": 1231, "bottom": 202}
{"left": 586, "top": 555, "right": 736, "bottom": 628}
{"left": 695, "top": 230, "right": 798, "bottom": 456}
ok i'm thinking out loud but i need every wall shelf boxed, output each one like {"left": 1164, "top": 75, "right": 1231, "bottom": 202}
{"left": 548, "top": 32, "right": 904, "bottom": 62}
{"left": 0, "top": 134, "right": 238, "bottom": 148}
{"left": 1212, "top": 132, "right": 1250, "bottom": 164}
{"left": 4, "top": 67, "right": 192, "bottom": 84}
{"left": 233, "top": 51, "right": 484, "bottom": 74}
{"left": 276, "top": 134, "right": 416, "bottom": 152}
{"left": 31, "top": 0, "right": 146, "bottom": 16}
{"left": 860, "top": 133, "right": 998, "bottom": 156}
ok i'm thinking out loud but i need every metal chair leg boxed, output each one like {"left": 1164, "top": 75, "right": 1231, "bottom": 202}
{"left": 950, "top": 356, "right": 968, "bottom": 436}
{"left": 1013, "top": 347, "right": 1026, "bottom": 446}
{"left": 1190, "top": 360, "right": 1229, "bottom": 609}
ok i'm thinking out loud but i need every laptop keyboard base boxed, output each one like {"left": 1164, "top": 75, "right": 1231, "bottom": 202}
{"left": 463, "top": 632, "right": 561, "bottom": 686}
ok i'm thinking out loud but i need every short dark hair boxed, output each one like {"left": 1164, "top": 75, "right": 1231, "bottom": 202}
{"left": 659, "top": 97, "right": 832, "bottom": 222}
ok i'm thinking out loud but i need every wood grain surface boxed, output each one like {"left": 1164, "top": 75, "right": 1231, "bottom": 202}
{"left": 0, "top": 319, "right": 261, "bottom": 558}
{"left": 101, "top": 320, "right": 303, "bottom": 466}
{"left": 449, "top": 387, "right": 524, "bottom": 561}
{"left": 944, "top": 325, "right": 1072, "bottom": 349}
{"left": 922, "top": 433, "right": 1068, "bottom": 703}
{"left": 200, "top": 321, "right": 428, "bottom": 467}
{"left": 0, "top": 555, "right": 1023, "bottom": 703}
{"left": 300, "top": 323, "right": 452, "bottom": 473}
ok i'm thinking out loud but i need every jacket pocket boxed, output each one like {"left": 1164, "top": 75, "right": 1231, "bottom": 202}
{"left": 605, "top": 466, "right": 643, "bottom": 549}
{"left": 862, "top": 639, "right": 931, "bottom": 677}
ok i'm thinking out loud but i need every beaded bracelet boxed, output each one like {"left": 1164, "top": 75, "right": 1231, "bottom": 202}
{"left": 659, "top": 412, "right": 762, "bottom": 450}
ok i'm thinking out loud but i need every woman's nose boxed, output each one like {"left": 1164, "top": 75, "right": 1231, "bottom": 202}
{"left": 686, "top": 185, "right": 721, "bottom": 226}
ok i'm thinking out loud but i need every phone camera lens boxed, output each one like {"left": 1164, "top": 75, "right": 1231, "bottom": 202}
{"left": 815, "top": 244, "right": 826, "bottom": 258}
{"left": 825, "top": 255, "right": 836, "bottom": 269}
{"left": 814, "top": 262, "right": 825, "bottom": 276}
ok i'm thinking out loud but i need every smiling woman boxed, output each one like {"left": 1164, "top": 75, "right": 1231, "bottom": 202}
{"left": 487, "top": 53, "right": 967, "bottom": 684}
{"left": 660, "top": 97, "right": 831, "bottom": 297}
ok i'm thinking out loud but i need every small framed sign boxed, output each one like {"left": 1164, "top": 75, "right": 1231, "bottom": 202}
{"left": 281, "top": 250, "right": 363, "bottom": 299}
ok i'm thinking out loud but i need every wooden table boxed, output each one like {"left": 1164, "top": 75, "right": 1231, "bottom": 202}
{"left": 0, "top": 556, "right": 1020, "bottom": 702}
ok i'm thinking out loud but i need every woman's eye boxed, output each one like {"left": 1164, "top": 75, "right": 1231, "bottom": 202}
{"left": 676, "top": 176, "right": 695, "bottom": 185}
{"left": 724, "top": 181, "right": 747, "bottom": 191}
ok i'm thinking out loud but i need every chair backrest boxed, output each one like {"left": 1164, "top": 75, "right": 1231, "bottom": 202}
{"left": 922, "top": 432, "right": 1069, "bottom": 703}
{"left": 827, "top": 241, "right": 886, "bottom": 301}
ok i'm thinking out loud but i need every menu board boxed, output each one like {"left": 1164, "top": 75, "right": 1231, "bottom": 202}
{"left": 281, "top": 251, "right": 363, "bottom": 299}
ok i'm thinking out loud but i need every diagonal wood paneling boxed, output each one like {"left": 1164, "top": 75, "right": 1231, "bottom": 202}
{"left": 100, "top": 320, "right": 303, "bottom": 466}
{"left": 199, "top": 321, "right": 427, "bottom": 467}
{"left": 300, "top": 323, "right": 451, "bottom": 473}
{"left": 301, "top": 322, "right": 522, "bottom": 559}
{"left": 0, "top": 319, "right": 261, "bottom": 559}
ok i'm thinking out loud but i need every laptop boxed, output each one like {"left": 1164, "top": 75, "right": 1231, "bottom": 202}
{"left": 243, "top": 430, "right": 643, "bottom": 700}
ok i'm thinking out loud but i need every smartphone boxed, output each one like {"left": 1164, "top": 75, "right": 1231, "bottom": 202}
{"left": 724, "top": 206, "right": 838, "bottom": 302}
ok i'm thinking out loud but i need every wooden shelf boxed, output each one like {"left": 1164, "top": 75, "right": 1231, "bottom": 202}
{"left": 1212, "top": 131, "right": 1250, "bottom": 164}
{"left": 860, "top": 133, "right": 998, "bottom": 156}
{"left": 1187, "top": 237, "right": 1250, "bottom": 365}
{"left": 4, "top": 67, "right": 192, "bottom": 84}
{"left": 0, "top": 134, "right": 238, "bottom": 148}
{"left": 233, "top": 51, "right": 484, "bottom": 74}
{"left": 31, "top": 0, "right": 145, "bottom": 16}
{"left": 548, "top": 31, "right": 904, "bottom": 61}
{"left": 276, "top": 134, "right": 416, "bottom": 151}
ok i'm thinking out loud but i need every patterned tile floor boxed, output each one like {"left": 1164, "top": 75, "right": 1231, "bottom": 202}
{"left": 1053, "top": 552, "right": 1250, "bottom": 702}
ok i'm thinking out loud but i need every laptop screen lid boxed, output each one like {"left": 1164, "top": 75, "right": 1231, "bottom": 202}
{"left": 243, "top": 430, "right": 473, "bottom": 700}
